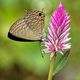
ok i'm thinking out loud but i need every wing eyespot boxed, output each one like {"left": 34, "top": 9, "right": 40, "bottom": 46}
{"left": 39, "top": 13, "right": 42, "bottom": 16}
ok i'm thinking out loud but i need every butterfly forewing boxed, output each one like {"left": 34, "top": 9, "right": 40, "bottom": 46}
{"left": 8, "top": 10, "right": 45, "bottom": 41}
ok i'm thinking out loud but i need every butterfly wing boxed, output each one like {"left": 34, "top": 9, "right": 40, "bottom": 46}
{"left": 8, "top": 10, "right": 45, "bottom": 41}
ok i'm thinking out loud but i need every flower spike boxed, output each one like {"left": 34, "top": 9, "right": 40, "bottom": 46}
{"left": 43, "top": 3, "right": 71, "bottom": 57}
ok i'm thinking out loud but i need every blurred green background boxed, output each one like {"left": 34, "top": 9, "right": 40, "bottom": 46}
{"left": 0, "top": 0, "right": 80, "bottom": 80}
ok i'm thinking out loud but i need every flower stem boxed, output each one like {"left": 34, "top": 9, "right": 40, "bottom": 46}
{"left": 48, "top": 57, "right": 54, "bottom": 80}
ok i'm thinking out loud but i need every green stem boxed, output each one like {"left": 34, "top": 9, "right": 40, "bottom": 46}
{"left": 48, "top": 57, "right": 54, "bottom": 80}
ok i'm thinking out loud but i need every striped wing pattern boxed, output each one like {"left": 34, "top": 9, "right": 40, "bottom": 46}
{"left": 8, "top": 10, "right": 45, "bottom": 41}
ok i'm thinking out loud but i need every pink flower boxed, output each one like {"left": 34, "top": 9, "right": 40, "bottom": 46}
{"left": 43, "top": 3, "right": 71, "bottom": 57}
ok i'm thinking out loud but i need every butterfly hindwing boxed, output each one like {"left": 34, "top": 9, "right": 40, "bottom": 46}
{"left": 8, "top": 10, "right": 45, "bottom": 41}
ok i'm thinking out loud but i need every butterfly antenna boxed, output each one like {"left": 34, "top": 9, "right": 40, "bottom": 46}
{"left": 42, "top": 8, "right": 44, "bottom": 12}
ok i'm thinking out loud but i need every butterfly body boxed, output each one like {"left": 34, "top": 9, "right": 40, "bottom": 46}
{"left": 8, "top": 10, "right": 45, "bottom": 41}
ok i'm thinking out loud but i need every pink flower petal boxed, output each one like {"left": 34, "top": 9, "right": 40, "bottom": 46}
{"left": 42, "top": 2, "right": 71, "bottom": 56}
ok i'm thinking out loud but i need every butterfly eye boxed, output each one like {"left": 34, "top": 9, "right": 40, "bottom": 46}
{"left": 39, "top": 13, "right": 42, "bottom": 16}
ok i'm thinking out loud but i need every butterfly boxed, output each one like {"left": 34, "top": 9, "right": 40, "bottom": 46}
{"left": 8, "top": 10, "right": 45, "bottom": 42}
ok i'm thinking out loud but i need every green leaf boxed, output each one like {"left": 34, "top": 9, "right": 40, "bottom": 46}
{"left": 53, "top": 49, "right": 70, "bottom": 76}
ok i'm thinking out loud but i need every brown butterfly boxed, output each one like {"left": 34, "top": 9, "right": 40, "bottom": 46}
{"left": 8, "top": 10, "right": 45, "bottom": 42}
